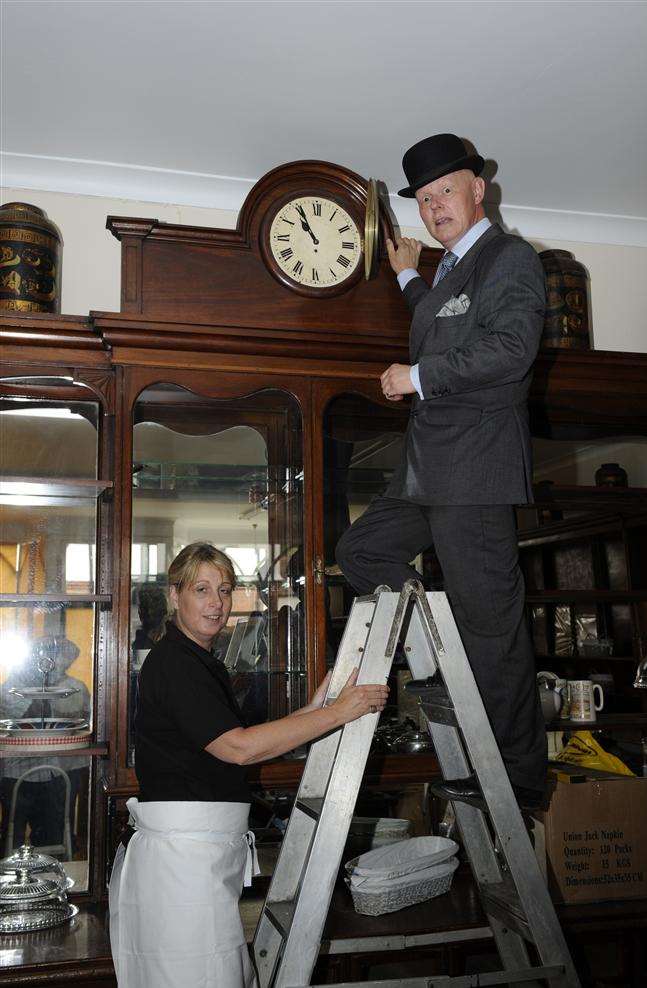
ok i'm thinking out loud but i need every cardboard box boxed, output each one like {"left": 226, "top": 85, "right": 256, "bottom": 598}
{"left": 531, "top": 766, "right": 647, "bottom": 904}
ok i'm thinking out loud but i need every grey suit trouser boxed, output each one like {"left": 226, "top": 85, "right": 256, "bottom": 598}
{"left": 335, "top": 497, "right": 547, "bottom": 793}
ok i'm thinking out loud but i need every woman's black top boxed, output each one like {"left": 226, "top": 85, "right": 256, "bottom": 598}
{"left": 135, "top": 622, "right": 252, "bottom": 803}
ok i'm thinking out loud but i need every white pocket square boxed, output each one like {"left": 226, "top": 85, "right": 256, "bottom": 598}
{"left": 436, "top": 293, "right": 471, "bottom": 317}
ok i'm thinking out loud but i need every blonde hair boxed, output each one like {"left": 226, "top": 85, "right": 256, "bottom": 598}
{"left": 167, "top": 542, "right": 236, "bottom": 593}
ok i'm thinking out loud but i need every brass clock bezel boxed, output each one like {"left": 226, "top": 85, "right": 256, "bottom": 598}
{"left": 364, "top": 178, "right": 379, "bottom": 281}
{"left": 260, "top": 189, "right": 365, "bottom": 299}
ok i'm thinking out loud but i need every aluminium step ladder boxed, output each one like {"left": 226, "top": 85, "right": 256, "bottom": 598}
{"left": 251, "top": 580, "right": 580, "bottom": 988}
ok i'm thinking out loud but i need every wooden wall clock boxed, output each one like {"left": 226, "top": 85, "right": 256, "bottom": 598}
{"left": 257, "top": 161, "right": 373, "bottom": 298}
{"left": 105, "top": 159, "right": 440, "bottom": 351}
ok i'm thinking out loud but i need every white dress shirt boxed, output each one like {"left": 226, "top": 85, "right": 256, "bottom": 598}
{"left": 397, "top": 217, "right": 492, "bottom": 398}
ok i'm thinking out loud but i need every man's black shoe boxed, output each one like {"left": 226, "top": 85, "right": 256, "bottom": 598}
{"left": 429, "top": 774, "right": 544, "bottom": 811}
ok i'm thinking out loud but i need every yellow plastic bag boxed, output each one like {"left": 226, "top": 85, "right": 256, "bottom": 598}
{"left": 555, "top": 731, "right": 635, "bottom": 776}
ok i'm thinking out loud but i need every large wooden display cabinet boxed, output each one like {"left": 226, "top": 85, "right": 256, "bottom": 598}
{"left": 1, "top": 161, "right": 647, "bottom": 983}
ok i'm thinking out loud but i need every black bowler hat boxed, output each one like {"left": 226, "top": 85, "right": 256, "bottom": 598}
{"left": 398, "top": 133, "right": 484, "bottom": 198}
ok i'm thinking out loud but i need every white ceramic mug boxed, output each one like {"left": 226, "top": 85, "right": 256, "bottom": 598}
{"left": 568, "top": 679, "right": 604, "bottom": 722}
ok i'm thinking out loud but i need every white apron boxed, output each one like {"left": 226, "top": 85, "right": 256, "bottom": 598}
{"left": 109, "top": 798, "right": 260, "bottom": 988}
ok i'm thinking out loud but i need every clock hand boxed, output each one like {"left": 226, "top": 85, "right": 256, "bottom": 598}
{"left": 294, "top": 204, "right": 320, "bottom": 245}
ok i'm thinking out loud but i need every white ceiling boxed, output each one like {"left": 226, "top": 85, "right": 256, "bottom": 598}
{"left": 2, "top": 0, "right": 647, "bottom": 246}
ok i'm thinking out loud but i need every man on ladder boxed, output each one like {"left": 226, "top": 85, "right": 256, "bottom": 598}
{"left": 252, "top": 134, "right": 580, "bottom": 988}
{"left": 336, "top": 132, "right": 547, "bottom": 810}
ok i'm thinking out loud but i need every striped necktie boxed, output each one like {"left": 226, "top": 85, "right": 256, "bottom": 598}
{"left": 433, "top": 251, "right": 458, "bottom": 287}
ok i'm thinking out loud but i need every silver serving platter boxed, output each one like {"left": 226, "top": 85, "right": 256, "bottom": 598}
{"left": 0, "top": 903, "right": 78, "bottom": 934}
{"left": 0, "top": 852, "right": 76, "bottom": 934}
{"left": 0, "top": 717, "right": 88, "bottom": 737}
{"left": 7, "top": 686, "right": 80, "bottom": 700}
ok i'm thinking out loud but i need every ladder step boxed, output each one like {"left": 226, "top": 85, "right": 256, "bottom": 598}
{"left": 480, "top": 885, "right": 533, "bottom": 943}
{"left": 264, "top": 900, "right": 296, "bottom": 939}
{"left": 294, "top": 796, "right": 324, "bottom": 820}
{"left": 308, "top": 964, "right": 565, "bottom": 987}
{"left": 422, "top": 702, "right": 458, "bottom": 726}
{"left": 409, "top": 682, "right": 458, "bottom": 726}
{"left": 405, "top": 678, "right": 448, "bottom": 700}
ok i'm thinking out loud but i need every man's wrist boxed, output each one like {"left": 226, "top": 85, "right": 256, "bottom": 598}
{"left": 410, "top": 364, "right": 424, "bottom": 399}
{"left": 397, "top": 268, "right": 420, "bottom": 291}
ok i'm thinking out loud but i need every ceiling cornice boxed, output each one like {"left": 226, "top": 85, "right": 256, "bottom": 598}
{"left": 3, "top": 151, "right": 647, "bottom": 249}
{"left": 1, "top": 152, "right": 255, "bottom": 211}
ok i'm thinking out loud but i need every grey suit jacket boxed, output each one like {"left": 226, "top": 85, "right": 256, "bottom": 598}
{"left": 386, "top": 223, "right": 546, "bottom": 505}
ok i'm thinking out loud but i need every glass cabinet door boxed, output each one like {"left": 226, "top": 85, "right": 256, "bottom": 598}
{"left": 0, "top": 381, "right": 104, "bottom": 890}
{"left": 128, "top": 383, "right": 305, "bottom": 764}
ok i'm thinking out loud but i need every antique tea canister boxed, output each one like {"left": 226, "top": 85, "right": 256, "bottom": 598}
{"left": 0, "top": 202, "right": 62, "bottom": 314}
{"left": 595, "top": 462, "right": 629, "bottom": 487}
{"left": 539, "top": 249, "right": 590, "bottom": 349}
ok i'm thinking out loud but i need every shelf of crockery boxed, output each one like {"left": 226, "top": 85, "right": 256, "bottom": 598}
{"left": 548, "top": 713, "right": 647, "bottom": 733}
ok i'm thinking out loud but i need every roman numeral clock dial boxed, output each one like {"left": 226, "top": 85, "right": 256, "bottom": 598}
{"left": 266, "top": 196, "right": 362, "bottom": 293}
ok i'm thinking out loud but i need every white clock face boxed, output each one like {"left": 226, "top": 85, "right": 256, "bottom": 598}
{"left": 269, "top": 196, "right": 362, "bottom": 288}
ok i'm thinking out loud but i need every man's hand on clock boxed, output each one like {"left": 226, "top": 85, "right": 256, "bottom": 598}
{"left": 380, "top": 364, "right": 416, "bottom": 401}
{"left": 295, "top": 204, "right": 319, "bottom": 245}
{"left": 386, "top": 236, "right": 423, "bottom": 275}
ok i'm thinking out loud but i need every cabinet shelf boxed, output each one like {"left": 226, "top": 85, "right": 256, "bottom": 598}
{"left": 532, "top": 484, "right": 647, "bottom": 507}
{"left": 518, "top": 514, "right": 625, "bottom": 548}
{"left": 0, "top": 477, "right": 113, "bottom": 497}
{"left": 0, "top": 593, "right": 111, "bottom": 605}
{"left": 526, "top": 590, "right": 646, "bottom": 604}
{"left": 0, "top": 477, "right": 113, "bottom": 506}
{"left": 535, "top": 653, "right": 637, "bottom": 664}
{"left": 518, "top": 486, "right": 647, "bottom": 546}
{"left": 549, "top": 713, "right": 647, "bottom": 733}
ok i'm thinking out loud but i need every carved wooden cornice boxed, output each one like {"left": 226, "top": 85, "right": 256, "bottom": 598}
{"left": 91, "top": 309, "right": 408, "bottom": 366}
{"left": 4, "top": 309, "right": 647, "bottom": 433}
{"left": 0, "top": 312, "right": 105, "bottom": 351}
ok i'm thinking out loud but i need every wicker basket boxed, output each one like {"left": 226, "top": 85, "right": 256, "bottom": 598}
{"left": 347, "top": 857, "right": 459, "bottom": 916}
{"left": 346, "top": 835, "right": 458, "bottom": 881}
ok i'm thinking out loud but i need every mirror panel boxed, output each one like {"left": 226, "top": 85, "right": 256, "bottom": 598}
{"left": 128, "top": 384, "right": 305, "bottom": 764}
{"left": 0, "top": 753, "right": 92, "bottom": 892}
{"left": 0, "top": 398, "right": 98, "bottom": 479}
{"left": 0, "top": 505, "right": 97, "bottom": 595}
{"left": 0, "top": 605, "right": 95, "bottom": 733}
